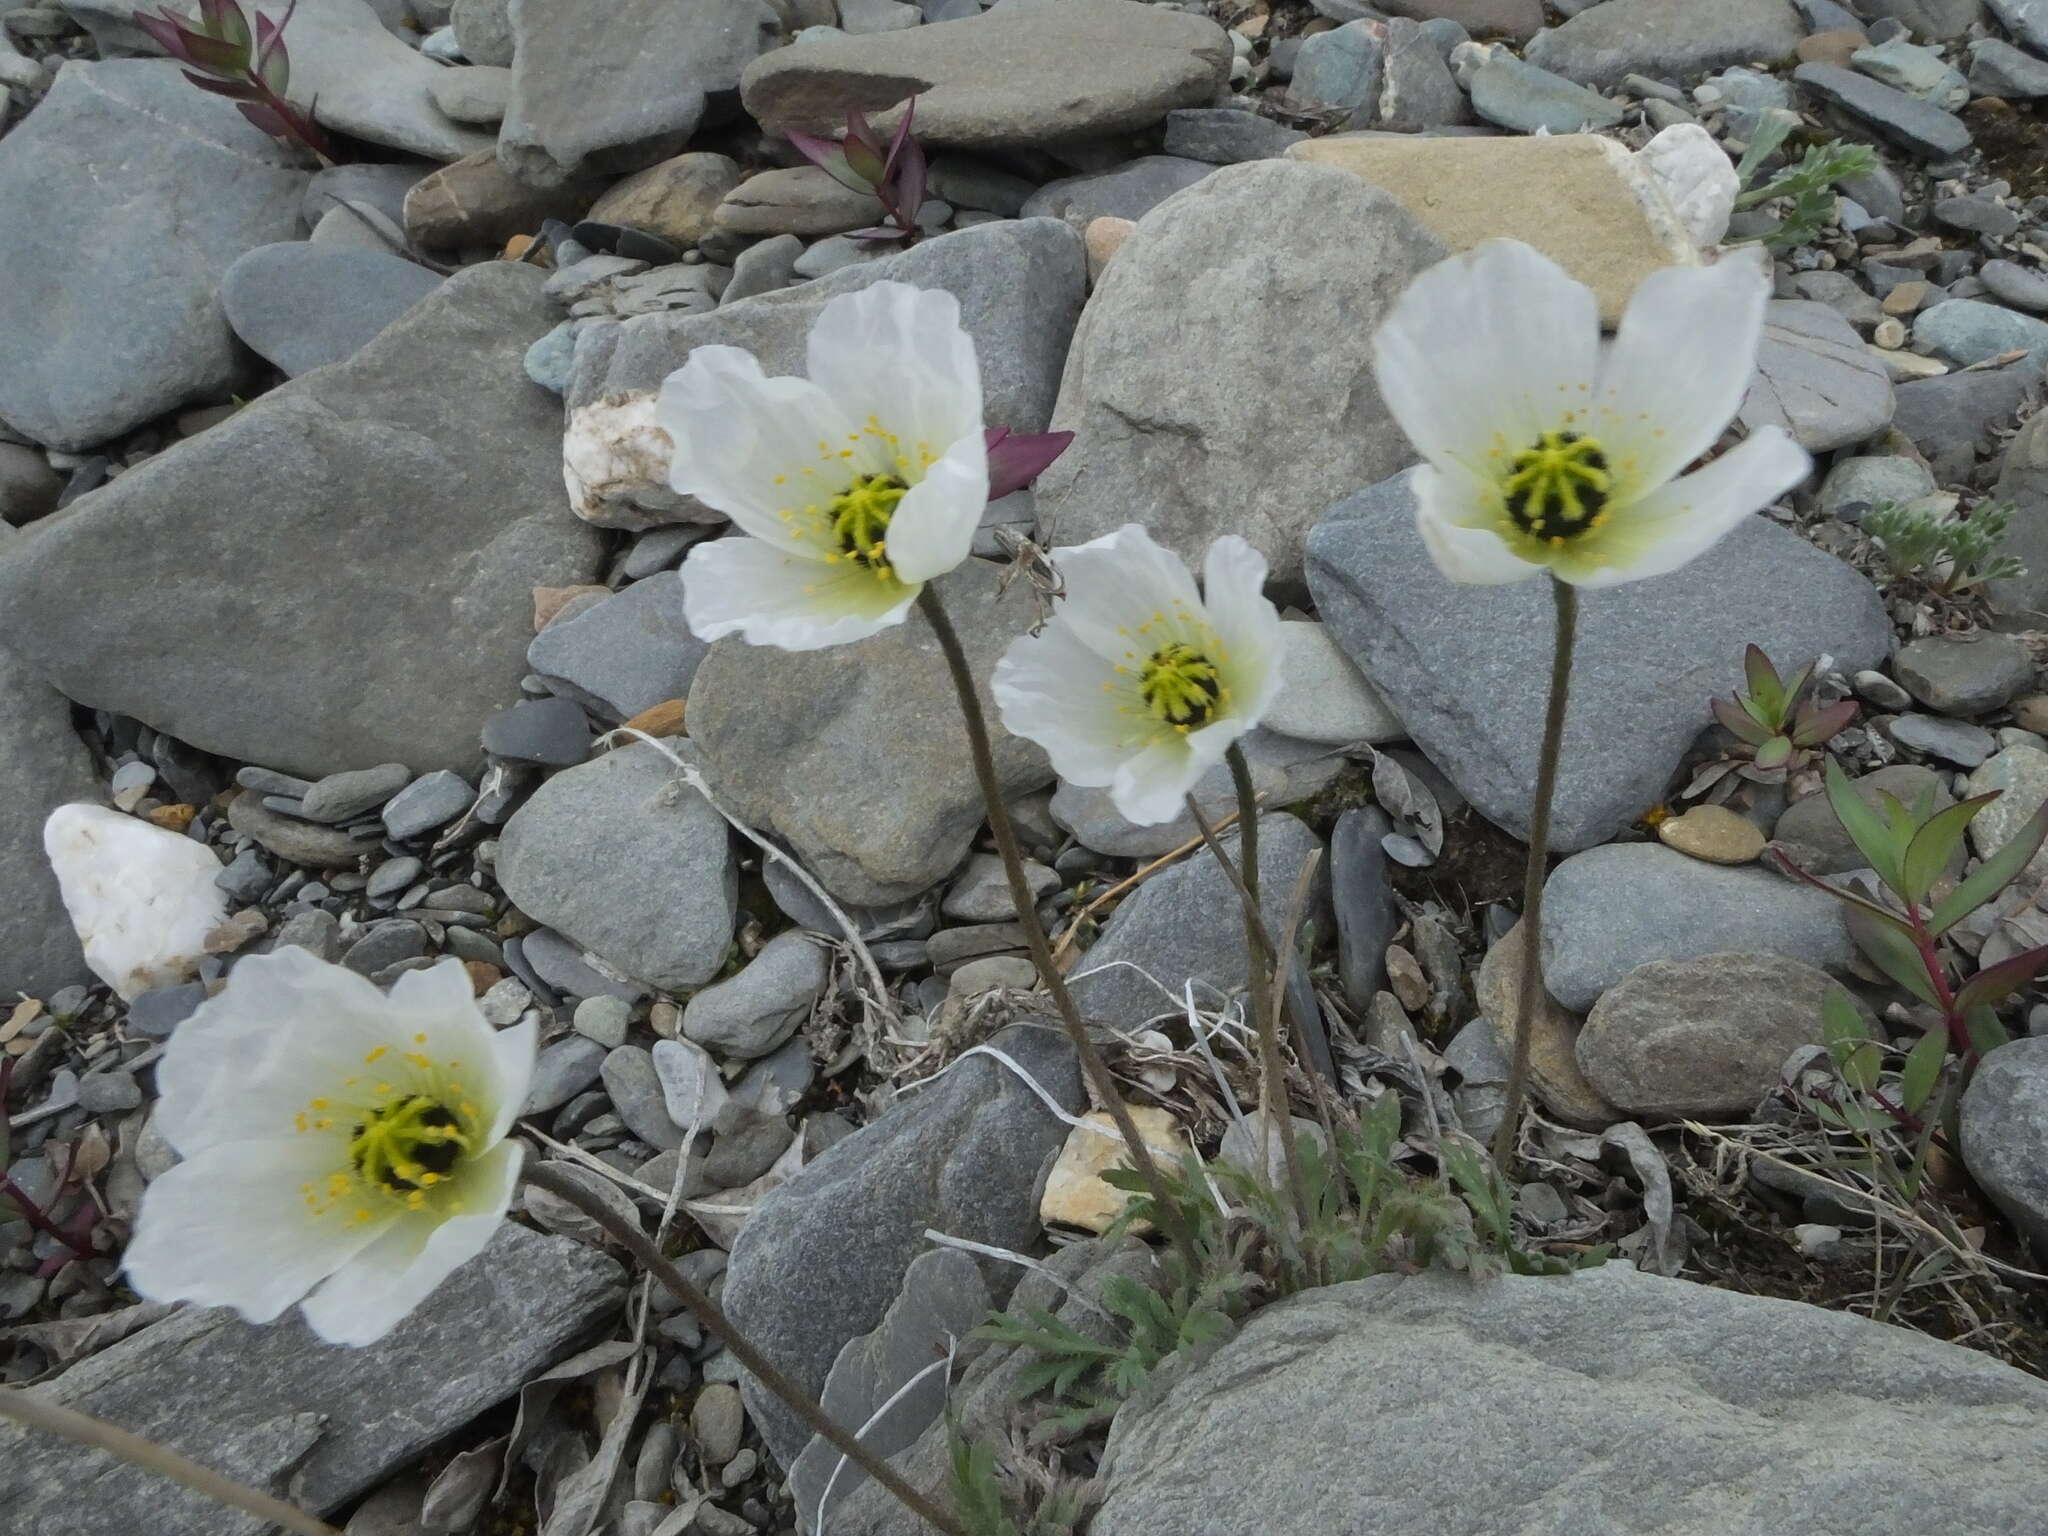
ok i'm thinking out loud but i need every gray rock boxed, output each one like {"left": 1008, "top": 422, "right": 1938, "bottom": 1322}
{"left": 480, "top": 697, "right": 591, "bottom": 766}
{"left": 452, "top": 0, "right": 513, "bottom": 64}
{"left": 1577, "top": 952, "right": 1851, "bottom": 1117}
{"left": 0, "top": 265, "right": 600, "bottom": 778}
{"left": 712, "top": 165, "right": 886, "bottom": 237}
{"left": 498, "top": 741, "right": 736, "bottom": 992}
{"left": 1969, "top": 38, "right": 2048, "bottom": 97}
{"left": 1701, "top": 65, "right": 1793, "bottom": 140}
{"left": 1775, "top": 764, "right": 1954, "bottom": 874}
{"left": 1378, "top": 17, "right": 1468, "bottom": 129}
{"left": 527, "top": 575, "right": 708, "bottom": 724}
{"left": 273, "top": 908, "right": 342, "bottom": 961}
{"left": 1981, "top": 260, "right": 2048, "bottom": 314}
{"left": 789, "top": 1249, "right": 991, "bottom": 1526}
{"left": 1291, "top": 19, "right": 1387, "bottom": 122}
{"left": 942, "top": 851, "right": 1057, "bottom": 923}
{"left": 1305, "top": 472, "right": 1890, "bottom": 851}
{"left": 1163, "top": 107, "right": 1308, "bottom": 164}
{"left": 1892, "top": 364, "right": 2040, "bottom": 460}
{"left": 1935, "top": 194, "right": 2019, "bottom": 237}
{"left": 1070, "top": 813, "right": 1329, "bottom": 1032}
{"left": 1817, "top": 455, "right": 1936, "bottom": 524}
{"left": 1961, "top": 1036, "right": 2048, "bottom": 1249}
{"left": 565, "top": 219, "right": 1082, "bottom": 526}
{"left": 1739, "top": 300, "right": 1895, "bottom": 453}
{"left": 683, "top": 931, "right": 828, "bottom": 1059}
{"left": 603, "top": 1043, "right": 686, "bottom": 1148}
{"left": 1049, "top": 730, "right": 1345, "bottom": 858}
{"left": 924, "top": 157, "right": 1039, "bottom": 216}
{"left": 1992, "top": 409, "right": 2048, "bottom": 621}
{"left": 0, "top": 647, "right": 101, "bottom": 1000}
{"left": 0, "top": 443, "right": 62, "bottom": 527}
{"left": 1035, "top": 160, "right": 1444, "bottom": 587}
{"left": 572, "top": 994, "right": 632, "bottom": 1048}
{"left": 738, "top": 0, "right": 1230, "bottom": 149}
{"left": 1895, "top": 632, "right": 2035, "bottom": 715}
{"left": 1091, "top": 1263, "right": 2048, "bottom": 1536}
{"left": 227, "top": 791, "right": 383, "bottom": 867}
{"left": 382, "top": 769, "right": 476, "bottom": 839}
{"left": 1965, "top": 744, "right": 2048, "bottom": 881}
{"left": 343, "top": 919, "right": 429, "bottom": 975}
{"left": 499, "top": 0, "right": 777, "bottom": 187}
{"left": 127, "top": 981, "right": 209, "bottom": 1038}
{"left": 0, "top": 61, "right": 307, "bottom": 451}
{"left": 1915, "top": 298, "right": 2048, "bottom": 368}
{"left": 1523, "top": 0, "right": 1802, "bottom": 89}
{"left": 1861, "top": 0, "right": 1985, "bottom": 41}
{"left": 1794, "top": 62, "right": 1972, "bottom": 159}
{"left": 1264, "top": 620, "right": 1405, "bottom": 746}
{"left": 1853, "top": 37, "right": 1970, "bottom": 108}
{"left": 722, "top": 1019, "right": 1079, "bottom": 1466}
{"left": 303, "top": 161, "right": 431, "bottom": 231}
{"left": 0, "top": 1225, "right": 621, "bottom": 1536}
{"left": 299, "top": 762, "right": 413, "bottom": 823}
{"left": 687, "top": 559, "right": 1049, "bottom": 906}
{"left": 1332, "top": 806, "right": 1398, "bottom": 1009}
{"left": 1018, "top": 156, "right": 1213, "bottom": 228}
{"left": 428, "top": 63, "right": 511, "bottom": 126}
{"left": 525, "top": 1034, "right": 609, "bottom": 1114}
{"left": 1540, "top": 843, "right": 1856, "bottom": 1012}
{"left": 1890, "top": 712, "right": 1998, "bottom": 766}
{"left": 1790, "top": 270, "right": 1884, "bottom": 331}
{"left": 650, "top": 1036, "right": 727, "bottom": 1132}
{"left": 1989, "top": 0, "right": 2048, "bottom": 52}
{"left": 1470, "top": 54, "right": 1625, "bottom": 134}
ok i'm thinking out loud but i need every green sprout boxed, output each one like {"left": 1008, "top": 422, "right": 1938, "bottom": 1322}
{"left": 1709, "top": 645, "right": 1858, "bottom": 782}
{"left": 1861, "top": 498, "right": 2025, "bottom": 596}
{"left": 1733, "top": 112, "right": 1879, "bottom": 251}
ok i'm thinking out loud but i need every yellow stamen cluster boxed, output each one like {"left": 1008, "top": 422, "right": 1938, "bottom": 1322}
{"left": 298, "top": 1037, "right": 482, "bottom": 1224}
{"left": 769, "top": 417, "right": 942, "bottom": 590}
{"left": 1138, "top": 641, "right": 1225, "bottom": 731}
{"left": 1501, "top": 430, "right": 1611, "bottom": 546}
{"left": 828, "top": 473, "right": 908, "bottom": 580}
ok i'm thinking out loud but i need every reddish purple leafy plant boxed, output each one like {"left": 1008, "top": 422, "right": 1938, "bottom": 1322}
{"left": 787, "top": 97, "right": 930, "bottom": 244}
{"left": 135, "top": 0, "right": 334, "bottom": 165}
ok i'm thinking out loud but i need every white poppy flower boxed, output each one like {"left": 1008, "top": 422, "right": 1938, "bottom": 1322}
{"left": 993, "top": 525, "right": 1283, "bottom": 826}
{"left": 1371, "top": 239, "right": 1810, "bottom": 588}
{"left": 44, "top": 803, "right": 227, "bottom": 1001}
{"left": 123, "top": 948, "right": 536, "bottom": 1346}
{"left": 660, "top": 280, "right": 989, "bottom": 650}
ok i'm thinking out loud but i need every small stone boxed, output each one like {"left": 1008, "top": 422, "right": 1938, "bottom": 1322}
{"left": 1817, "top": 455, "right": 1935, "bottom": 523}
{"left": 1739, "top": 300, "right": 1896, "bottom": 453}
{"left": 1960, "top": 1036, "right": 2048, "bottom": 1250}
{"left": 428, "top": 63, "right": 512, "bottom": 126}
{"left": 299, "top": 762, "right": 413, "bottom": 824}
{"left": 942, "top": 852, "right": 1056, "bottom": 924}
{"left": 126, "top": 981, "right": 207, "bottom": 1039}
{"left": 1966, "top": 745, "right": 2048, "bottom": 880}
{"left": 1980, "top": 260, "right": 2048, "bottom": 314}
{"left": 602, "top": 1044, "right": 685, "bottom": 1149}
{"left": 1039, "top": 1108, "right": 1189, "bottom": 1234}
{"left": 1084, "top": 215, "right": 1135, "bottom": 283}
{"left": 1470, "top": 54, "right": 1626, "bottom": 134}
{"left": 343, "top": 920, "right": 428, "bottom": 976}
{"left": 525, "top": 1035, "right": 607, "bottom": 1115}
{"left": 713, "top": 166, "right": 884, "bottom": 237}
{"left": 2012, "top": 695, "right": 2048, "bottom": 734}
{"left": 382, "top": 770, "right": 476, "bottom": 841}
{"left": 691, "top": 1383, "right": 746, "bottom": 1468}
{"left": 519, "top": 928, "right": 645, "bottom": 1002}
{"left": 1894, "top": 633, "right": 2035, "bottom": 716}
{"left": 274, "top": 907, "right": 342, "bottom": 961}
{"left": 1656, "top": 804, "right": 1766, "bottom": 865}
{"left": 620, "top": 698, "right": 687, "bottom": 738}
{"left": 573, "top": 994, "right": 632, "bottom": 1048}
{"left": 226, "top": 791, "right": 381, "bottom": 869}
{"left": 366, "top": 856, "right": 422, "bottom": 902}
{"left": 77, "top": 1070, "right": 143, "bottom": 1112}
{"left": 947, "top": 954, "right": 1039, "bottom": 997}
{"left": 1890, "top": 712, "right": 1999, "bottom": 767}
{"left": 480, "top": 697, "right": 591, "bottom": 766}
{"left": 1914, "top": 298, "right": 2048, "bottom": 368}
{"left": 1265, "top": 620, "right": 1405, "bottom": 746}
{"left": 651, "top": 1036, "right": 728, "bottom": 1132}
{"left": 1793, "top": 63, "right": 1971, "bottom": 161}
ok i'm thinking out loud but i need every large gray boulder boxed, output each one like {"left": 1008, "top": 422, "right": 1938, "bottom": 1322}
{"left": 686, "top": 558, "right": 1052, "bottom": 907}
{"left": 1033, "top": 160, "right": 1445, "bottom": 587}
{"left": 565, "top": 218, "right": 1084, "bottom": 528}
{"left": 0, "top": 1225, "right": 622, "bottom": 1536}
{"left": 1524, "top": 0, "right": 1804, "bottom": 90}
{"left": 0, "top": 60, "right": 307, "bottom": 451}
{"left": 0, "top": 265, "right": 602, "bottom": 778}
{"left": 738, "top": 0, "right": 1229, "bottom": 148}
{"left": 1092, "top": 1262, "right": 2048, "bottom": 1535}
{"left": 723, "top": 1020, "right": 1080, "bottom": 1468}
{"left": 1305, "top": 471, "right": 1892, "bottom": 851}
{"left": 0, "top": 646, "right": 103, "bottom": 999}
{"left": 500, "top": 0, "right": 779, "bottom": 187}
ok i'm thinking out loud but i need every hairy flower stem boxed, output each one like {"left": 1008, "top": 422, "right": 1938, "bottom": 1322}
{"left": 522, "top": 1162, "right": 965, "bottom": 1535}
{"left": 1223, "top": 742, "right": 1311, "bottom": 1237}
{"left": 1494, "top": 577, "right": 1578, "bottom": 1169}
{"left": 0, "top": 1386, "right": 341, "bottom": 1536}
{"left": 916, "top": 585, "right": 1201, "bottom": 1273}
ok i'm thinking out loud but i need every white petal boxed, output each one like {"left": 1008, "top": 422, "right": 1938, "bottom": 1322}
{"left": 1590, "top": 249, "right": 1771, "bottom": 493}
{"left": 657, "top": 346, "right": 869, "bottom": 549}
{"left": 884, "top": 431, "right": 988, "bottom": 583}
{"left": 805, "top": 282, "right": 984, "bottom": 472}
{"left": 43, "top": 804, "right": 228, "bottom": 1002}
{"left": 1559, "top": 427, "right": 1809, "bottom": 588}
{"left": 1412, "top": 468, "right": 1547, "bottom": 586}
{"left": 993, "top": 625, "right": 1143, "bottom": 787}
{"left": 1372, "top": 240, "right": 1601, "bottom": 482}
{"left": 1109, "top": 727, "right": 1235, "bottom": 827}
{"left": 679, "top": 536, "right": 918, "bottom": 651}
{"left": 123, "top": 1139, "right": 392, "bottom": 1322}
{"left": 152, "top": 947, "right": 398, "bottom": 1157}
{"left": 1199, "top": 536, "right": 1284, "bottom": 732}
{"left": 298, "top": 1141, "right": 523, "bottom": 1346}
{"left": 1050, "top": 524, "right": 1204, "bottom": 664}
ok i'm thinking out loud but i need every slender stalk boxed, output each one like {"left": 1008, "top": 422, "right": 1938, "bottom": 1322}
{"left": 522, "top": 1162, "right": 964, "bottom": 1536}
{"left": 915, "top": 585, "right": 1201, "bottom": 1271}
{"left": 0, "top": 1387, "right": 340, "bottom": 1536}
{"left": 1493, "top": 577, "right": 1578, "bottom": 1168}
{"left": 1221, "top": 742, "right": 1309, "bottom": 1234}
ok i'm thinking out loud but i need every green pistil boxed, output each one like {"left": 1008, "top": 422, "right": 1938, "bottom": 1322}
{"left": 1503, "top": 430, "right": 1611, "bottom": 544}
{"left": 349, "top": 1094, "right": 468, "bottom": 1196}
{"left": 830, "top": 473, "right": 909, "bottom": 578}
{"left": 1139, "top": 642, "right": 1224, "bottom": 731}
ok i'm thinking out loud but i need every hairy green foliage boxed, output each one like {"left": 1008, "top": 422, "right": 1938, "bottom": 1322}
{"left": 1862, "top": 499, "right": 2025, "bottom": 596}
{"left": 1733, "top": 113, "right": 1880, "bottom": 251}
